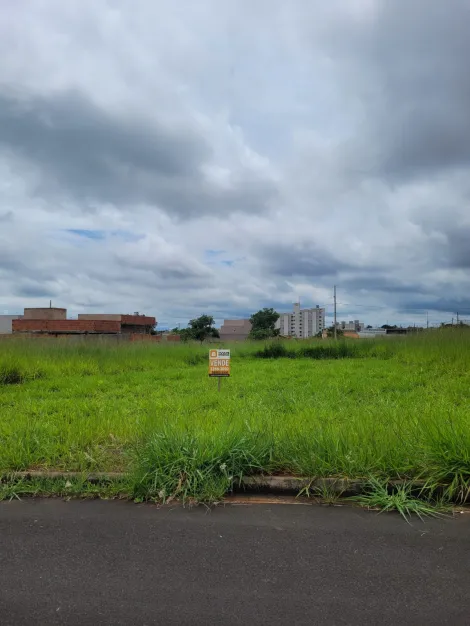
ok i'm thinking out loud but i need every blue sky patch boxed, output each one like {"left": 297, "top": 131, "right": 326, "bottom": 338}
{"left": 68, "top": 229, "right": 106, "bottom": 240}
{"left": 65, "top": 229, "right": 142, "bottom": 242}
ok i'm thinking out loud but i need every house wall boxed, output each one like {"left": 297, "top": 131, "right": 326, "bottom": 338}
{"left": 121, "top": 315, "right": 156, "bottom": 326}
{"left": 78, "top": 314, "right": 156, "bottom": 326}
{"left": 78, "top": 314, "right": 122, "bottom": 321}
{"left": 219, "top": 319, "right": 252, "bottom": 341}
{"left": 12, "top": 319, "right": 121, "bottom": 334}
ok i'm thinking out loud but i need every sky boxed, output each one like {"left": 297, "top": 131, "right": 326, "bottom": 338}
{"left": 1, "top": 0, "right": 470, "bottom": 328}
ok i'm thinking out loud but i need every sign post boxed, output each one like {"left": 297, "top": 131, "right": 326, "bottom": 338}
{"left": 209, "top": 349, "right": 230, "bottom": 390}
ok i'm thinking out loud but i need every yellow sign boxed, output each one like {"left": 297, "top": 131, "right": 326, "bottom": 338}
{"left": 209, "top": 349, "right": 231, "bottom": 377}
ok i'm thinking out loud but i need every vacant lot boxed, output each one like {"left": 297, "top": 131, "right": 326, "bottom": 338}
{"left": 1, "top": 332, "right": 470, "bottom": 501}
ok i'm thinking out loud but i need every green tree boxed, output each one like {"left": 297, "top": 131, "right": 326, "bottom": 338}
{"left": 249, "top": 327, "right": 277, "bottom": 340}
{"left": 249, "top": 307, "right": 280, "bottom": 339}
{"left": 326, "top": 325, "right": 343, "bottom": 338}
{"left": 184, "top": 314, "right": 220, "bottom": 343}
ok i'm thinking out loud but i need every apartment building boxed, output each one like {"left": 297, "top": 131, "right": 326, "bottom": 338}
{"left": 276, "top": 303, "right": 325, "bottom": 338}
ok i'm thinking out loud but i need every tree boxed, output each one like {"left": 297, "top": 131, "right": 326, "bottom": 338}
{"left": 366, "top": 325, "right": 373, "bottom": 329}
{"left": 250, "top": 327, "right": 278, "bottom": 340}
{"left": 249, "top": 308, "right": 280, "bottom": 339}
{"left": 326, "top": 325, "right": 343, "bottom": 338}
{"left": 183, "top": 314, "right": 220, "bottom": 343}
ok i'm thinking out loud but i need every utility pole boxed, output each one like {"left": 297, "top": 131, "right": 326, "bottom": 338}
{"left": 333, "top": 285, "right": 337, "bottom": 340}
{"left": 426, "top": 311, "right": 429, "bottom": 329}
{"left": 456, "top": 312, "right": 459, "bottom": 325}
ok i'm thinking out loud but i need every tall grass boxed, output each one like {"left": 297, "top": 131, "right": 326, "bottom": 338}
{"left": 132, "top": 427, "right": 274, "bottom": 503}
{"left": 1, "top": 330, "right": 470, "bottom": 501}
{"left": 350, "top": 478, "right": 449, "bottom": 521}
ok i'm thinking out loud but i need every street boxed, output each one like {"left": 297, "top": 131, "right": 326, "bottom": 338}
{"left": 1, "top": 498, "right": 469, "bottom": 625}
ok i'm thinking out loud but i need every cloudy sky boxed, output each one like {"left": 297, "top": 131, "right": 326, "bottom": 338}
{"left": 1, "top": 0, "right": 470, "bottom": 328}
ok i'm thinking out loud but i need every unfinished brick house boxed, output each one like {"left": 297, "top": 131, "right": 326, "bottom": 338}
{"left": 12, "top": 308, "right": 156, "bottom": 336}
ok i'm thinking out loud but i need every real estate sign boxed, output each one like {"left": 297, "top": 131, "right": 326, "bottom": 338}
{"left": 209, "top": 349, "right": 230, "bottom": 377}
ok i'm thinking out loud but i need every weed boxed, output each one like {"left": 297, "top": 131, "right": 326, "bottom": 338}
{"left": 300, "top": 342, "right": 359, "bottom": 360}
{"left": 186, "top": 354, "right": 206, "bottom": 366}
{"left": 0, "top": 365, "right": 24, "bottom": 385}
{"left": 422, "top": 419, "right": 470, "bottom": 503}
{"left": 132, "top": 428, "right": 274, "bottom": 503}
{"left": 254, "top": 343, "right": 294, "bottom": 359}
{"left": 351, "top": 478, "right": 449, "bottom": 521}
{"left": 297, "top": 479, "right": 345, "bottom": 504}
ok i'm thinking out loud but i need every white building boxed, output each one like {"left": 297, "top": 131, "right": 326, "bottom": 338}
{"left": 0, "top": 315, "right": 22, "bottom": 334}
{"left": 357, "top": 328, "right": 387, "bottom": 338}
{"left": 276, "top": 303, "right": 325, "bottom": 338}
{"left": 335, "top": 320, "right": 365, "bottom": 332}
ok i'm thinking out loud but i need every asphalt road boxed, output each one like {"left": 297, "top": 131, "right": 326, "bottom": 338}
{"left": 1, "top": 498, "right": 469, "bottom": 626}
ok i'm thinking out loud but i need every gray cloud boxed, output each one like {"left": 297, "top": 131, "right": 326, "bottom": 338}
{"left": 0, "top": 211, "right": 13, "bottom": 222}
{"left": 1, "top": 1, "right": 470, "bottom": 327}
{"left": 341, "top": 274, "right": 429, "bottom": 296}
{"left": 333, "top": 0, "right": 470, "bottom": 181}
{"left": 0, "top": 90, "right": 276, "bottom": 218}
{"left": 396, "top": 298, "right": 470, "bottom": 316}
{"left": 14, "top": 283, "right": 59, "bottom": 299}
{"left": 260, "top": 241, "right": 352, "bottom": 278}
{"left": 441, "top": 226, "right": 470, "bottom": 269}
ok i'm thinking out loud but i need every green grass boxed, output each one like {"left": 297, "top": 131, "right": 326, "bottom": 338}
{"left": 0, "top": 474, "right": 130, "bottom": 501}
{"left": 350, "top": 478, "right": 450, "bottom": 521}
{"left": 131, "top": 428, "right": 273, "bottom": 503}
{"left": 1, "top": 330, "right": 470, "bottom": 505}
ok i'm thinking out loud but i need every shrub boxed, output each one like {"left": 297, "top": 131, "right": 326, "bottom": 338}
{"left": 254, "top": 343, "right": 295, "bottom": 359}
{"left": 0, "top": 365, "right": 24, "bottom": 385}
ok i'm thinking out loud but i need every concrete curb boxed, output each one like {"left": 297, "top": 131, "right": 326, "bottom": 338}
{"left": 240, "top": 476, "right": 365, "bottom": 495}
{"left": 237, "top": 476, "right": 430, "bottom": 496}
{"left": 2, "top": 471, "right": 429, "bottom": 497}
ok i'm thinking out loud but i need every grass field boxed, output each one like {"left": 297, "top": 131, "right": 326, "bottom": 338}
{"left": 1, "top": 331, "right": 470, "bottom": 504}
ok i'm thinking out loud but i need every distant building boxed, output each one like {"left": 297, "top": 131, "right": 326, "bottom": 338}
{"left": 77, "top": 313, "right": 155, "bottom": 334}
{"left": 276, "top": 303, "right": 325, "bottom": 339}
{"left": 358, "top": 327, "right": 415, "bottom": 338}
{"left": 357, "top": 328, "right": 387, "bottom": 338}
{"left": 12, "top": 308, "right": 156, "bottom": 336}
{"left": 219, "top": 319, "right": 252, "bottom": 341}
{"left": 335, "top": 320, "right": 365, "bottom": 332}
{"left": 0, "top": 315, "right": 22, "bottom": 334}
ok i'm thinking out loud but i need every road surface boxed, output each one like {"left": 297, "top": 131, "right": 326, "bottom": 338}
{"left": 1, "top": 498, "right": 469, "bottom": 625}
